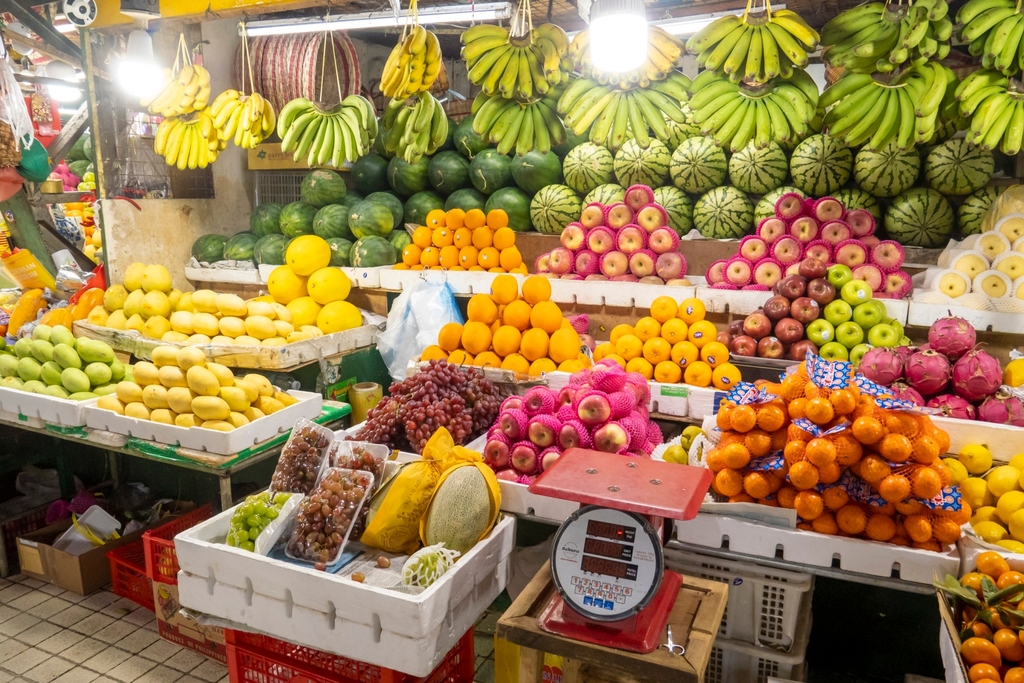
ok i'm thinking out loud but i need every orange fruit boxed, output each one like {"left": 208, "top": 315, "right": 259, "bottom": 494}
{"left": 687, "top": 320, "right": 717, "bottom": 348}
{"left": 700, "top": 341, "right": 730, "bottom": 367}
{"left": 671, "top": 341, "right": 699, "bottom": 368}
{"left": 678, "top": 297, "right": 706, "bottom": 324}
{"left": 756, "top": 404, "right": 786, "bottom": 432}
{"left": 650, "top": 296, "right": 679, "bottom": 323}
{"left": 977, "top": 551, "right": 1012, "bottom": 580}
{"left": 425, "top": 209, "right": 446, "bottom": 228}
{"left": 661, "top": 318, "right": 689, "bottom": 345}
{"left": 493, "top": 226, "right": 515, "bottom": 248}
{"left": 626, "top": 357, "right": 654, "bottom": 379}
{"left": 610, "top": 324, "right": 636, "bottom": 344}
{"left": 529, "top": 357, "right": 557, "bottom": 376}
{"left": 475, "top": 351, "right": 502, "bottom": 368}
{"left": 804, "top": 397, "right": 835, "bottom": 425}
{"left": 784, "top": 440, "right": 806, "bottom": 466}
{"left": 830, "top": 389, "right": 857, "bottom": 415}
{"left": 478, "top": 247, "right": 500, "bottom": 269}
{"left": 453, "top": 227, "right": 473, "bottom": 249}
{"left": 744, "top": 429, "right": 772, "bottom": 457}
{"left": 712, "top": 363, "right": 741, "bottom": 390}
{"left": 487, "top": 209, "right": 509, "bottom": 230}
{"left": 852, "top": 416, "right": 884, "bottom": 444}
{"left": 903, "top": 513, "right": 932, "bottom": 543}
{"left": 421, "top": 345, "right": 447, "bottom": 361}
{"left": 446, "top": 208, "right": 466, "bottom": 230}
{"left": 467, "top": 294, "right": 499, "bottom": 324}
{"left": 836, "top": 505, "right": 867, "bottom": 534}
{"left": 459, "top": 246, "right": 479, "bottom": 268}
{"left": 683, "top": 360, "right": 713, "bottom": 387}
{"left": 885, "top": 412, "right": 922, "bottom": 437}
{"left": 559, "top": 359, "right": 585, "bottom": 373}
{"left": 970, "top": 664, "right": 1004, "bottom": 683}
{"left": 520, "top": 328, "right": 550, "bottom": 361}
{"left": 998, "top": 571, "right": 1024, "bottom": 590}
{"left": 437, "top": 322, "right": 464, "bottom": 352}
{"left": 730, "top": 404, "right": 757, "bottom": 432}
{"left": 447, "top": 349, "right": 474, "bottom": 365}
{"left": 880, "top": 433, "right": 913, "bottom": 462}
{"left": 811, "top": 511, "right": 839, "bottom": 534}
{"left": 593, "top": 342, "right": 615, "bottom": 361}
{"left": 402, "top": 244, "right": 422, "bottom": 266}
{"left": 789, "top": 461, "right": 820, "bottom": 490}
{"left": 859, "top": 455, "right": 891, "bottom": 484}
{"left": 865, "top": 514, "right": 897, "bottom": 541}
{"left": 714, "top": 469, "right": 743, "bottom": 497}
{"left": 743, "top": 471, "right": 772, "bottom": 499}
{"left": 634, "top": 316, "right": 662, "bottom": 342}
{"left": 530, "top": 301, "right": 564, "bottom": 334}
{"left": 818, "top": 462, "right": 842, "bottom": 485}
{"left": 503, "top": 299, "right": 532, "bottom": 331}
{"left": 432, "top": 226, "right": 453, "bottom": 248}
{"left": 420, "top": 246, "right": 440, "bottom": 267}
{"left": 490, "top": 319, "right": 503, "bottom": 335}
{"left": 654, "top": 360, "right": 682, "bottom": 384}
{"left": 643, "top": 337, "right": 672, "bottom": 364}
{"left": 410, "top": 264, "right": 425, "bottom": 270}
{"left": 602, "top": 354, "right": 627, "bottom": 369}
{"left": 393, "top": 264, "right": 411, "bottom": 270}
{"left": 439, "top": 245, "right": 460, "bottom": 268}
{"left": 465, "top": 208, "right": 486, "bottom": 229}
{"left": 522, "top": 275, "right": 551, "bottom": 305}
{"left": 878, "top": 474, "right": 911, "bottom": 503}
{"left": 823, "top": 486, "right": 850, "bottom": 510}
{"left": 499, "top": 247, "right": 522, "bottom": 271}
{"left": 412, "top": 226, "right": 432, "bottom": 248}
{"left": 501, "top": 353, "right": 530, "bottom": 374}
{"left": 492, "top": 325, "right": 522, "bottom": 357}
{"left": 805, "top": 438, "right": 837, "bottom": 468}
{"left": 777, "top": 487, "right": 798, "bottom": 509}
{"left": 550, "top": 328, "right": 582, "bottom": 364}
{"left": 716, "top": 404, "right": 734, "bottom": 431}
{"left": 471, "top": 227, "right": 493, "bottom": 250}
{"left": 461, "top": 321, "right": 492, "bottom": 355}
{"left": 833, "top": 434, "right": 863, "bottom": 466}
{"left": 491, "top": 274, "right": 519, "bottom": 305}
{"left": 932, "top": 517, "right": 961, "bottom": 544}
{"left": 911, "top": 434, "right": 941, "bottom": 464}
{"left": 720, "top": 442, "right": 752, "bottom": 469}
{"left": 962, "top": 637, "right": 1004, "bottom": 668}
{"left": 911, "top": 468, "right": 942, "bottom": 499}
{"left": 1005, "top": 668, "right": 1024, "bottom": 683}
{"left": 794, "top": 491, "right": 824, "bottom": 520}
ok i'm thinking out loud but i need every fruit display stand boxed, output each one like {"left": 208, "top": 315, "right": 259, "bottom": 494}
{"left": 906, "top": 298, "right": 1024, "bottom": 335}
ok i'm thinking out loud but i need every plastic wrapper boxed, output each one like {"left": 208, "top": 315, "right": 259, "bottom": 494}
{"left": 377, "top": 280, "right": 463, "bottom": 381}
{"left": 286, "top": 468, "right": 375, "bottom": 569}
{"left": 0, "top": 59, "right": 33, "bottom": 149}
{"left": 269, "top": 418, "right": 333, "bottom": 495}
{"left": 225, "top": 491, "right": 301, "bottom": 555}
{"left": 328, "top": 440, "right": 390, "bottom": 486}
{"left": 401, "top": 543, "right": 461, "bottom": 589}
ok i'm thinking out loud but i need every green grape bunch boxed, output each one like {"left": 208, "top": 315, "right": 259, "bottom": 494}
{"left": 227, "top": 491, "right": 293, "bottom": 552}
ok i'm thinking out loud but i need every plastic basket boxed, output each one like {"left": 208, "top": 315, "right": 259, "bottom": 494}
{"left": 107, "top": 541, "right": 154, "bottom": 611}
{"left": 143, "top": 505, "right": 213, "bottom": 585}
{"left": 1, "top": 502, "right": 52, "bottom": 577}
{"left": 664, "top": 549, "right": 813, "bottom": 650}
{"left": 225, "top": 626, "right": 475, "bottom": 683}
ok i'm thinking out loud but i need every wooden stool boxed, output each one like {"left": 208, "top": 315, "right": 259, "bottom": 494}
{"left": 497, "top": 561, "right": 727, "bottom": 683}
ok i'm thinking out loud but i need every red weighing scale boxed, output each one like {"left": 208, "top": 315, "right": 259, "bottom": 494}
{"left": 527, "top": 448, "right": 712, "bottom": 654}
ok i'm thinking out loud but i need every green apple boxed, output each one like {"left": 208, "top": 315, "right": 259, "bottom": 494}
{"left": 852, "top": 299, "right": 885, "bottom": 329}
{"left": 835, "top": 321, "right": 865, "bottom": 349}
{"left": 850, "top": 343, "right": 871, "bottom": 366}
{"left": 867, "top": 323, "right": 900, "bottom": 347}
{"left": 828, "top": 264, "right": 854, "bottom": 290}
{"left": 841, "top": 280, "right": 873, "bottom": 306}
{"left": 806, "top": 319, "right": 835, "bottom": 347}
{"left": 823, "top": 300, "right": 853, "bottom": 326}
{"left": 899, "top": 335, "right": 913, "bottom": 346}
{"left": 889, "top": 318, "right": 905, "bottom": 339}
{"left": 819, "top": 341, "right": 850, "bottom": 360}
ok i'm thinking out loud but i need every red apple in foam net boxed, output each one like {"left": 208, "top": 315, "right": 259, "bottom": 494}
{"left": 776, "top": 274, "right": 807, "bottom": 300}
{"left": 758, "top": 336, "right": 786, "bottom": 358}
{"left": 758, "top": 217, "right": 788, "bottom": 245}
{"left": 649, "top": 227, "right": 680, "bottom": 255}
{"left": 820, "top": 221, "right": 853, "bottom": 245}
{"left": 585, "top": 274, "right": 608, "bottom": 281}
{"left": 548, "top": 247, "right": 574, "bottom": 274}
{"left": 763, "top": 295, "right": 791, "bottom": 322}
{"left": 605, "top": 203, "right": 634, "bottom": 229}
{"left": 612, "top": 274, "right": 638, "bottom": 282}
{"left": 561, "top": 274, "right": 583, "bottom": 280}
{"left": 743, "top": 312, "right": 772, "bottom": 340}
{"left": 860, "top": 235, "right": 881, "bottom": 249}
{"left": 636, "top": 205, "right": 668, "bottom": 232}
{"left": 772, "top": 236, "right": 803, "bottom": 265}
{"left": 511, "top": 443, "right": 539, "bottom": 474}
{"left": 834, "top": 240, "right": 868, "bottom": 268}
{"left": 484, "top": 439, "right": 510, "bottom": 469}
{"left": 753, "top": 259, "right": 783, "bottom": 288}
{"left": 616, "top": 225, "right": 647, "bottom": 255}
{"left": 731, "top": 335, "right": 758, "bottom": 356}
{"left": 789, "top": 216, "right": 819, "bottom": 243}
{"left": 628, "top": 250, "right": 657, "bottom": 278}
{"left": 667, "top": 278, "right": 691, "bottom": 286}
{"left": 578, "top": 393, "right": 612, "bottom": 425}
{"left": 871, "top": 240, "right": 905, "bottom": 272}
{"left": 774, "top": 318, "right": 804, "bottom": 344}
{"left": 775, "top": 192, "right": 805, "bottom": 220}
{"left": 852, "top": 264, "right": 884, "bottom": 291}
{"left": 814, "top": 197, "right": 845, "bottom": 222}
{"left": 560, "top": 223, "right": 587, "bottom": 251}
{"left": 790, "top": 296, "right": 820, "bottom": 324}
{"left": 725, "top": 258, "right": 753, "bottom": 286}
{"left": 807, "top": 278, "right": 837, "bottom": 306}
{"left": 804, "top": 240, "right": 832, "bottom": 263}
{"left": 580, "top": 204, "right": 605, "bottom": 229}
{"left": 600, "top": 251, "right": 629, "bottom": 277}
{"left": 624, "top": 185, "right": 655, "bottom": 211}
{"left": 574, "top": 250, "right": 599, "bottom": 276}
{"left": 655, "top": 252, "right": 685, "bottom": 280}
{"left": 789, "top": 339, "right": 818, "bottom": 361}
{"left": 593, "top": 422, "right": 629, "bottom": 453}
{"left": 541, "top": 451, "right": 561, "bottom": 471}
{"left": 495, "top": 469, "right": 519, "bottom": 482}
{"left": 883, "top": 270, "right": 912, "bottom": 298}
{"left": 847, "top": 209, "right": 875, "bottom": 237}
{"left": 587, "top": 227, "right": 615, "bottom": 255}
{"left": 639, "top": 276, "right": 664, "bottom": 285}
{"left": 706, "top": 260, "right": 727, "bottom": 285}
{"left": 739, "top": 236, "right": 768, "bottom": 261}
{"left": 798, "top": 257, "right": 828, "bottom": 280}
{"left": 535, "top": 254, "right": 551, "bottom": 272}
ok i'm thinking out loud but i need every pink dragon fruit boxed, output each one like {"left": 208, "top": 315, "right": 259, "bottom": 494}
{"left": 952, "top": 346, "right": 1002, "bottom": 402}
{"left": 977, "top": 389, "right": 1024, "bottom": 427}
{"left": 903, "top": 350, "right": 951, "bottom": 397}
{"left": 858, "top": 347, "right": 903, "bottom": 386}
{"left": 887, "top": 381, "right": 925, "bottom": 406}
{"left": 925, "top": 394, "right": 976, "bottom": 420}
{"left": 928, "top": 317, "right": 977, "bottom": 360}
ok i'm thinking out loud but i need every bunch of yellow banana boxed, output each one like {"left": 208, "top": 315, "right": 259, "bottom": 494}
{"left": 471, "top": 91, "right": 567, "bottom": 155}
{"left": 379, "top": 92, "right": 449, "bottom": 164}
{"left": 380, "top": 25, "right": 443, "bottom": 100}
{"left": 461, "top": 23, "right": 572, "bottom": 103}
{"left": 687, "top": 69, "right": 819, "bottom": 150}
{"left": 153, "top": 109, "right": 221, "bottom": 170}
{"left": 957, "top": 0, "right": 1024, "bottom": 75}
{"left": 821, "top": 0, "right": 951, "bottom": 73}
{"left": 276, "top": 95, "right": 378, "bottom": 166}
{"left": 821, "top": 63, "right": 957, "bottom": 149}
{"left": 687, "top": 9, "right": 818, "bottom": 84}
{"left": 208, "top": 90, "right": 276, "bottom": 149}
{"left": 555, "top": 73, "right": 691, "bottom": 151}
{"left": 957, "top": 69, "right": 1024, "bottom": 153}
{"left": 143, "top": 64, "right": 212, "bottom": 117}
{"left": 568, "top": 26, "right": 684, "bottom": 89}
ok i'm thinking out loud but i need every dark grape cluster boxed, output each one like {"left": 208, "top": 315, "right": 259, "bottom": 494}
{"left": 271, "top": 424, "right": 331, "bottom": 494}
{"left": 359, "top": 360, "right": 504, "bottom": 453}
{"left": 287, "top": 469, "right": 373, "bottom": 565}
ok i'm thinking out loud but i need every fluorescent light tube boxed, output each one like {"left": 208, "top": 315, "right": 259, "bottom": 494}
{"left": 245, "top": 3, "right": 514, "bottom": 36}
{"left": 655, "top": 6, "right": 786, "bottom": 37}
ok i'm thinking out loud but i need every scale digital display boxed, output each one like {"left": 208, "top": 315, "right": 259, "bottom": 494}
{"left": 583, "top": 537, "right": 633, "bottom": 561}
{"left": 581, "top": 554, "right": 638, "bottom": 580}
{"left": 586, "top": 519, "right": 636, "bottom": 542}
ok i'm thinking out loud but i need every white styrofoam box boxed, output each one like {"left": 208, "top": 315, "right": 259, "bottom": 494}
{"left": 649, "top": 382, "right": 689, "bottom": 417}
{"left": 547, "top": 278, "right": 696, "bottom": 308}
{"left": 931, "top": 414, "right": 1024, "bottom": 463}
{"left": 671, "top": 512, "right": 959, "bottom": 584}
{"left": 663, "top": 547, "right": 813, "bottom": 651}
{"left": 686, "top": 386, "right": 727, "bottom": 420}
{"left": 174, "top": 512, "right": 515, "bottom": 677}
{"left": 941, "top": 604, "right": 968, "bottom": 683}
{"left": 496, "top": 481, "right": 579, "bottom": 524}
{"left": 0, "top": 386, "right": 91, "bottom": 426}
{"left": 0, "top": 405, "right": 44, "bottom": 429}
{"left": 908, "top": 300, "right": 1024, "bottom": 334}
{"left": 959, "top": 528, "right": 1024, "bottom": 577}
{"left": 184, "top": 267, "right": 263, "bottom": 285}
{"left": 83, "top": 390, "right": 321, "bottom": 455}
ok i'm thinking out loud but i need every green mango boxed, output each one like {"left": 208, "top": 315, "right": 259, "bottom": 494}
{"left": 53, "top": 344, "right": 82, "bottom": 370}
{"left": 68, "top": 392, "right": 97, "bottom": 401}
{"left": 49, "top": 325, "right": 75, "bottom": 347}
{"left": 109, "top": 359, "right": 125, "bottom": 382}
{"left": 84, "top": 362, "right": 112, "bottom": 387}
{"left": 13, "top": 338, "right": 33, "bottom": 358}
{"left": 32, "top": 324, "right": 52, "bottom": 341}
{"left": 30, "top": 340, "right": 54, "bottom": 364}
{"left": 22, "top": 380, "right": 46, "bottom": 393}
{"left": 0, "top": 376, "right": 23, "bottom": 389}
{"left": 77, "top": 338, "right": 115, "bottom": 364}
{"left": 42, "top": 385, "right": 69, "bottom": 399}
{"left": 17, "top": 357, "right": 42, "bottom": 382}
{"left": 0, "top": 355, "right": 18, "bottom": 378}
{"left": 92, "top": 384, "right": 117, "bottom": 396}
{"left": 60, "top": 367, "right": 91, "bottom": 394}
{"left": 40, "top": 361, "right": 63, "bottom": 386}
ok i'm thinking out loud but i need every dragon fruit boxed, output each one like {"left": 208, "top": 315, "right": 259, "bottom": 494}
{"left": 928, "top": 317, "right": 977, "bottom": 360}
{"left": 903, "top": 350, "right": 951, "bottom": 396}
{"left": 977, "top": 389, "right": 1024, "bottom": 427}
{"left": 888, "top": 381, "right": 925, "bottom": 406}
{"left": 952, "top": 346, "right": 1002, "bottom": 402}
{"left": 925, "top": 394, "right": 976, "bottom": 420}
{"left": 858, "top": 347, "right": 904, "bottom": 386}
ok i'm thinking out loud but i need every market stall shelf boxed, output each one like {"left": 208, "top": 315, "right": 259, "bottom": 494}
{"left": 257, "top": 263, "right": 382, "bottom": 289}
{"left": 698, "top": 283, "right": 911, "bottom": 322}
{"left": 184, "top": 266, "right": 264, "bottom": 286}
{"left": 907, "top": 299, "right": 1024, "bottom": 334}
{"left": 931, "top": 415, "right": 1024, "bottom": 462}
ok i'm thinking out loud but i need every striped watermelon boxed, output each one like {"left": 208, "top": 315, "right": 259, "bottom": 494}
{"left": 584, "top": 183, "right": 626, "bottom": 205}
{"left": 728, "top": 142, "right": 788, "bottom": 194}
{"left": 531, "top": 185, "right": 583, "bottom": 235}
{"left": 694, "top": 186, "right": 753, "bottom": 239}
{"left": 563, "top": 143, "right": 614, "bottom": 195}
{"left": 614, "top": 139, "right": 671, "bottom": 188}
{"left": 958, "top": 186, "right": 1004, "bottom": 236}
{"left": 664, "top": 109, "right": 699, "bottom": 150}
{"left": 854, "top": 140, "right": 920, "bottom": 198}
{"left": 670, "top": 138, "right": 727, "bottom": 195}
{"left": 653, "top": 186, "right": 694, "bottom": 236}
{"left": 885, "top": 188, "right": 955, "bottom": 248}
{"left": 754, "top": 186, "right": 804, "bottom": 223}
{"left": 831, "top": 188, "right": 882, "bottom": 221}
{"left": 789, "top": 134, "right": 852, "bottom": 197}
{"left": 925, "top": 139, "right": 994, "bottom": 196}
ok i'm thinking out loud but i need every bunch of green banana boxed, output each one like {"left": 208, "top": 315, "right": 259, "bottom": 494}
{"left": 461, "top": 23, "right": 572, "bottom": 103}
{"left": 154, "top": 109, "right": 221, "bottom": 170}
{"left": 957, "top": 0, "right": 1024, "bottom": 75}
{"left": 686, "top": 69, "right": 819, "bottom": 150}
{"left": 276, "top": 95, "right": 378, "bottom": 166}
{"left": 378, "top": 92, "right": 449, "bottom": 164}
{"left": 143, "top": 64, "right": 212, "bottom": 117}
{"left": 555, "top": 73, "right": 691, "bottom": 151}
{"left": 687, "top": 8, "right": 818, "bottom": 84}
{"left": 380, "top": 25, "right": 443, "bottom": 100}
{"left": 471, "top": 91, "right": 566, "bottom": 155}
{"left": 820, "top": 0, "right": 951, "bottom": 73}
{"left": 209, "top": 89, "right": 276, "bottom": 149}
{"left": 567, "top": 26, "right": 684, "bottom": 89}
{"left": 957, "top": 69, "right": 1024, "bottom": 154}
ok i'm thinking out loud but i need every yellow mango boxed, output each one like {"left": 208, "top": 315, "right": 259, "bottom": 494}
{"left": 273, "top": 320, "right": 295, "bottom": 337}
{"left": 246, "top": 301, "right": 276, "bottom": 319}
{"left": 226, "top": 411, "right": 250, "bottom": 428}
{"left": 169, "top": 310, "right": 194, "bottom": 335}
{"left": 262, "top": 337, "right": 286, "bottom": 347}
{"left": 150, "top": 408, "right": 177, "bottom": 424}
{"left": 87, "top": 306, "right": 109, "bottom": 326}
{"left": 132, "top": 362, "right": 160, "bottom": 387}
{"left": 115, "top": 381, "right": 144, "bottom": 404}
{"left": 186, "top": 366, "right": 220, "bottom": 396}
{"left": 151, "top": 346, "right": 180, "bottom": 368}
{"left": 233, "top": 335, "right": 261, "bottom": 346}
{"left": 166, "top": 386, "right": 196, "bottom": 414}
{"left": 218, "top": 316, "right": 246, "bottom": 338}
{"left": 233, "top": 378, "right": 259, "bottom": 403}
{"left": 96, "top": 395, "right": 125, "bottom": 414}
{"left": 273, "top": 390, "right": 298, "bottom": 407}
{"left": 124, "top": 403, "right": 151, "bottom": 420}
{"left": 175, "top": 292, "right": 194, "bottom": 312}
{"left": 219, "top": 386, "right": 250, "bottom": 412}
{"left": 191, "top": 312, "right": 220, "bottom": 336}
{"left": 200, "top": 420, "right": 234, "bottom": 432}
{"left": 125, "top": 314, "right": 145, "bottom": 332}
{"left": 245, "top": 373, "right": 274, "bottom": 396}
{"left": 215, "top": 293, "right": 247, "bottom": 317}
{"left": 175, "top": 413, "right": 201, "bottom": 428}
{"left": 254, "top": 396, "right": 284, "bottom": 414}
{"left": 191, "top": 289, "right": 219, "bottom": 313}
{"left": 142, "top": 385, "right": 169, "bottom": 410}
{"left": 242, "top": 407, "right": 265, "bottom": 422}
{"left": 158, "top": 365, "right": 188, "bottom": 388}
{"left": 105, "top": 309, "right": 127, "bottom": 330}
{"left": 192, "top": 396, "right": 231, "bottom": 421}
{"left": 211, "top": 335, "right": 235, "bottom": 345}
{"left": 271, "top": 303, "right": 292, "bottom": 322}
{"left": 301, "top": 325, "right": 324, "bottom": 337}
{"left": 206, "top": 362, "right": 235, "bottom": 387}
{"left": 185, "top": 334, "right": 211, "bottom": 346}
{"left": 176, "top": 347, "right": 206, "bottom": 371}
{"left": 142, "top": 316, "right": 171, "bottom": 340}
{"left": 286, "top": 331, "right": 312, "bottom": 343}
{"left": 244, "top": 315, "right": 277, "bottom": 340}
{"left": 161, "top": 331, "right": 189, "bottom": 343}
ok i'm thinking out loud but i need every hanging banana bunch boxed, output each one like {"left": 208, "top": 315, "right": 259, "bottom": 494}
{"left": 154, "top": 109, "right": 220, "bottom": 170}
{"left": 379, "top": 92, "right": 449, "bottom": 163}
{"left": 471, "top": 89, "right": 567, "bottom": 155}
{"left": 687, "top": 2, "right": 819, "bottom": 85}
{"left": 568, "top": 26, "right": 684, "bottom": 89}
{"left": 380, "top": 21, "right": 443, "bottom": 98}
{"left": 956, "top": 70, "right": 1024, "bottom": 154}
{"left": 957, "top": 0, "right": 1024, "bottom": 75}
{"left": 210, "top": 90, "right": 276, "bottom": 149}
{"left": 142, "top": 36, "right": 212, "bottom": 116}
{"left": 461, "top": 19, "right": 572, "bottom": 103}
{"left": 277, "top": 95, "right": 379, "bottom": 166}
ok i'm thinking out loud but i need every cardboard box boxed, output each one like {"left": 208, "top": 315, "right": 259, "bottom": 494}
{"left": 152, "top": 581, "right": 226, "bottom": 664}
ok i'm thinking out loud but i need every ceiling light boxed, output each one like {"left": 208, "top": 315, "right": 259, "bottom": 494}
{"left": 244, "top": 2, "right": 514, "bottom": 36}
{"left": 115, "top": 29, "right": 165, "bottom": 101}
{"left": 55, "top": 23, "right": 79, "bottom": 34}
{"left": 589, "top": 0, "right": 648, "bottom": 73}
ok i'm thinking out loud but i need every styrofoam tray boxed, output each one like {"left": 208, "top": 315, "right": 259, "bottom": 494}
{"left": 0, "top": 385, "right": 91, "bottom": 426}
{"left": 82, "top": 390, "right": 322, "bottom": 455}
{"left": 184, "top": 267, "right": 263, "bottom": 285}
{"left": 931, "top": 415, "right": 1024, "bottom": 463}
{"left": 907, "top": 300, "right": 1024, "bottom": 334}
{"left": 671, "top": 512, "right": 959, "bottom": 585}
{"left": 174, "top": 512, "right": 515, "bottom": 677}
{"left": 686, "top": 386, "right": 726, "bottom": 420}
{"left": 696, "top": 285, "right": 910, "bottom": 322}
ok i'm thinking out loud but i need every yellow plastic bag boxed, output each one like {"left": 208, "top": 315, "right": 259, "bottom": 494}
{"left": 419, "top": 440, "right": 501, "bottom": 555}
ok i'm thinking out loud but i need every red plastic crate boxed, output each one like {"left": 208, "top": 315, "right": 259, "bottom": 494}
{"left": 225, "top": 627, "right": 475, "bottom": 683}
{"left": 143, "top": 505, "right": 213, "bottom": 585}
{"left": 107, "top": 541, "right": 154, "bottom": 611}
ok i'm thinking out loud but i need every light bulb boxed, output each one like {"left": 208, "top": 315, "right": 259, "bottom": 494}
{"left": 589, "top": 0, "right": 648, "bottom": 73}
{"left": 116, "top": 30, "right": 165, "bottom": 101}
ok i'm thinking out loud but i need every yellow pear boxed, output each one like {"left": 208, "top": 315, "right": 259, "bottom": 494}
{"left": 123, "top": 263, "right": 146, "bottom": 292}
{"left": 87, "top": 306, "right": 109, "bottom": 326}
{"left": 103, "top": 284, "right": 128, "bottom": 311}
{"left": 142, "top": 316, "right": 171, "bottom": 340}
{"left": 105, "top": 309, "right": 128, "bottom": 330}
{"left": 175, "top": 291, "right": 194, "bottom": 312}
{"left": 141, "top": 264, "right": 173, "bottom": 293}
{"left": 141, "top": 291, "right": 171, "bottom": 319}
{"left": 161, "top": 331, "right": 189, "bottom": 342}
{"left": 123, "top": 289, "right": 146, "bottom": 317}
{"left": 169, "top": 310, "right": 194, "bottom": 335}
{"left": 191, "top": 290, "right": 219, "bottom": 313}
{"left": 125, "top": 314, "right": 145, "bottom": 332}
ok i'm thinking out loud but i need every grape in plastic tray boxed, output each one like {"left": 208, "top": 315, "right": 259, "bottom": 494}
{"left": 269, "top": 418, "right": 334, "bottom": 495}
{"left": 328, "top": 440, "right": 391, "bottom": 486}
{"left": 285, "top": 467, "right": 375, "bottom": 571}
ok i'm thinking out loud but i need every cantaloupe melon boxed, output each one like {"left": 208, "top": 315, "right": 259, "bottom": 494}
{"left": 421, "top": 465, "right": 496, "bottom": 555}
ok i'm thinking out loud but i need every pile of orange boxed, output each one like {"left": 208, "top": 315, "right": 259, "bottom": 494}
{"left": 953, "top": 552, "right": 1024, "bottom": 683}
{"left": 707, "top": 360, "right": 966, "bottom": 550}
{"left": 421, "top": 275, "right": 589, "bottom": 376}
{"left": 593, "top": 296, "right": 740, "bottom": 389}
{"left": 396, "top": 208, "right": 527, "bottom": 274}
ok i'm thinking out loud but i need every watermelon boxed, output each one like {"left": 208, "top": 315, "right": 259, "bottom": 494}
{"left": 351, "top": 235, "right": 398, "bottom": 267}
{"left": 191, "top": 234, "right": 227, "bottom": 262}
{"left": 670, "top": 138, "right": 727, "bottom": 195}
{"left": 531, "top": 184, "right": 582, "bottom": 235}
{"left": 349, "top": 200, "right": 394, "bottom": 239}
{"left": 428, "top": 151, "right": 471, "bottom": 196}
{"left": 445, "top": 188, "right": 488, "bottom": 213}
{"left": 789, "top": 134, "right": 852, "bottom": 196}
{"left": 485, "top": 187, "right": 532, "bottom": 232}
{"left": 664, "top": 110, "right": 699, "bottom": 150}
{"left": 84, "top": 135, "right": 94, "bottom": 161}
{"left": 313, "top": 204, "right": 355, "bottom": 241}
{"left": 223, "top": 232, "right": 258, "bottom": 262}
{"left": 389, "top": 231, "right": 412, "bottom": 253}
{"left": 454, "top": 115, "right": 488, "bottom": 159}
{"left": 68, "top": 160, "right": 90, "bottom": 179}
{"left": 925, "top": 139, "right": 994, "bottom": 196}
{"left": 387, "top": 156, "right": 429, "bottom": 196}
{"left": 300, "top": 170, "right": 347, "bottom": 208}
{"left": 853, "top": 140, "right": 920, "bottom": 198}
{"left": 613, "top": 139, "right": 670, "bottom": 188}
{"left": 373, "top": 127, "right": 390, "bottom": 158}
{"left": 728, "top": 142, "right": 788, "bottom": 194}
{"left": 404, "top": 191, "right": 445, "bottom": 226}
{"left": 250, "top": 203, "right": 283, "bottom": 237}
{"left": 365, "top": 192, "right": 404, "bottom": 230}
{"left": 563, "top": 143, "right": 614, "bottom": 195}
{"left": 511, "top": 150, "right": 563, "bottom": 194}
{"left": 653, "top": 186, "right": 694, "bottom": 236}
{"left": 754, "top": 186, "right": 804, "bottom": 223}
{"left": 255, "top": 234, "right": 289, "bottom": 266}
{"left": 552, "top": 129, "right": 588, "bottom": 158}
{"left": 885, "top": 188, "right": 955, "bottom": 248}
{"left": 470, "top": 149, "right": 512, "bottom": 195}
{"left": 584, "top": 183, "right": 626, "bottom": 205}
{"left": 959, "top": 187, "right": 1004, "bottom": 236}
{"left": 693, "top": 186, "right": 754, "bottom": 239}
{"left": 278, "top": 201, "right": 319, "bottom": 238}
{"left": 327, "top": 237, "right": 354, "bottom": 267}
{"left": 351, "top": 154, "right": 390, "bottom": 195}
{"left": 67, "top": 135, "right": 88, "bottom": 163}
{"left": 831, "top": 188, "right": 882, "bottom": 221}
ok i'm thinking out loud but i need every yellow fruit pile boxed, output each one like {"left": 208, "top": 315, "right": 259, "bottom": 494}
{"left": 421, "top": 274, "right": 587, "bottom": 376}
{"left": 958, "top": 445, "right": 1024, "bottom": 554}
{"left": 594, "top": 296, "right": 740, "bottom": 390}
{"left": 86, "top": 263, "right": 184, "bottom": 339}
{"left": 397, "top": 208, "right": 526, "bottom": 273}
{"left": 95, "top": 345, "right": 297, "bottom": 431}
